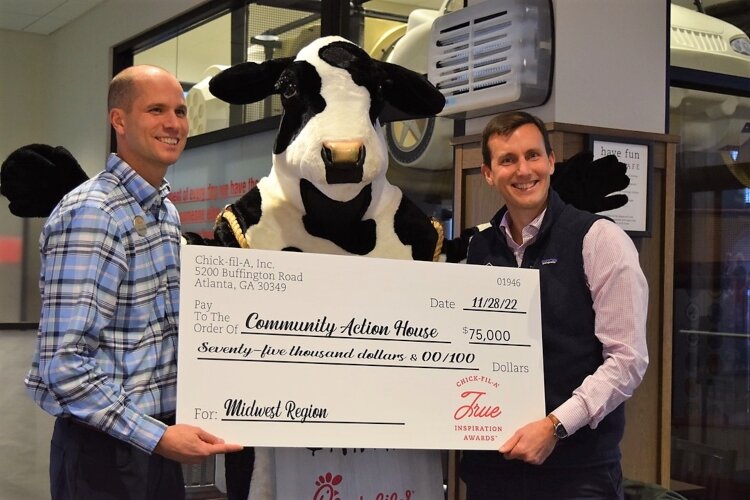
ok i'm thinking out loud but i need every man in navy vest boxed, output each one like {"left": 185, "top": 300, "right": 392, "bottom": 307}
{"left": 460, "top": 111, "right": 649, "bottom": 499}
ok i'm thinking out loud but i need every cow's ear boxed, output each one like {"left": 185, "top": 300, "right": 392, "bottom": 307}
{"left": 209, "top": 57, "right": 293, "bottom": 104}
{"left": 377, "top": 61, "right": 445, "bottom": 123}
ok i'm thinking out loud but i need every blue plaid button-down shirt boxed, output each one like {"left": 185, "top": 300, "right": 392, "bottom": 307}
{"left": 25, "top": 154, "right": 181, "bottom": 454}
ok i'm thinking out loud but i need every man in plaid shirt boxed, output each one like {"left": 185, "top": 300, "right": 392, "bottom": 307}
{"left": 25, "top": 64, "right": 242, "bottom": 499}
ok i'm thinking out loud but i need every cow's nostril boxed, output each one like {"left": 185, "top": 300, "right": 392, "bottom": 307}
{"left": 322, "top": 141, "right": 363, "bottom": 165}
{"left": 322, "top": 146, "right": 333, "bottom": 163}
{"left": 321, "top": 141, "right": 366, "bottom": 185}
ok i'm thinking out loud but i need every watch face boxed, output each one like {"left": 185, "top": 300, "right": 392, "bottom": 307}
{"left": 554, "top": 423, "right": 568, "bottom": 439}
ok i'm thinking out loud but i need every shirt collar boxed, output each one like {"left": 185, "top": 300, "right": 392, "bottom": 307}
{"left": 106, "top": 153, "right": 172, "bottom": 214}
{"left": 499, "top": 208, "right": 546, "bottom": 250}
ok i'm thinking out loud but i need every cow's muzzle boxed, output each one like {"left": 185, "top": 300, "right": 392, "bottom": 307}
{"left": 321, "top": 140, "right": 365, "bottom": 184}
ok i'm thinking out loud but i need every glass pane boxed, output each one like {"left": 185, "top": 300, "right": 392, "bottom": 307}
{"left": 135, "top": 13, "right": 232, "bottom": 137}
{"left": 134, "top": 4, "right": 324, "bottom": 138}
{"left": 670, "top": 87, "right": 750, "bottom": 499}
{"left": 130, "top": 0, "right": 464, "bottom": 236}
{"left": 242, "top": 4, "right": 322, "bottom": 124}
{"left": 360, "top": 0, "right": 462, "bottom": 236}
{"left": 671, "top": 0, "right": 750, "bottom": 79}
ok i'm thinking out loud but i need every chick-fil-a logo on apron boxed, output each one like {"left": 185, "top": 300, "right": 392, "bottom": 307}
{"left": 313, "top": 472, "right": 342, "bottom": 500}
{"left": 312, "top": 471, "right": 415, "bottom": 500}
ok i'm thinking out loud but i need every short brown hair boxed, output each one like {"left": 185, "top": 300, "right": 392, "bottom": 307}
{"left": 481, "top": 111, "right": 552, "bottom": 166}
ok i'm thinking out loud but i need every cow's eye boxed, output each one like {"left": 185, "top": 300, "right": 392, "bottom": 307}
{"left": 281, "top": 83, "right": 298, "bottom": 100}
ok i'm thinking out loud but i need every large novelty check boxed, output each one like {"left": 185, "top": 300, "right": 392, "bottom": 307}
{"left": 177, "top": 246, "right": 545, "bottom": 450}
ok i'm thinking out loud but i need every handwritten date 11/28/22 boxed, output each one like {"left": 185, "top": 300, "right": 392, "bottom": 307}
{"left": 470, "top": 297, "right": 518, "bottom": 311}
{"left": 430, "top": 297, "right": 520, "bottom": 311}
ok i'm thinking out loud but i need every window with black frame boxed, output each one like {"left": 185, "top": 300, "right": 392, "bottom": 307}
{"left": 669, "top": 1, "right": 750, "bottom": 499}
{"left": 119, "top": 0, "right": 462, "bottom": 237}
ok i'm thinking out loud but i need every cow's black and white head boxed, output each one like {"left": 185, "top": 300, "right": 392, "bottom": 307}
{"left": 209, "top": 36, "right": 445, "bottom": 204}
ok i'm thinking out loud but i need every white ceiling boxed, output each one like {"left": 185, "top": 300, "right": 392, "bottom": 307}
{"left": 0, "top": 0, "right": 106, "bottom": 35}
{"left": 0, "top": 0, "right": 446, "bottom": 36}
{"left": 1, "top": 1, "right": 744, "bottom": 37}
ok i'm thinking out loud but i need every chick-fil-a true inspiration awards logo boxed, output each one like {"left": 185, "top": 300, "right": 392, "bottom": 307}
{"left": 453, "top": 375, "right": 503, "bottom": 443}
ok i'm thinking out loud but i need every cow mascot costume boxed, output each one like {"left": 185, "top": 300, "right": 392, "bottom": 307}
{"left": 2, "top": 36, "right": 628, "bottom": 500}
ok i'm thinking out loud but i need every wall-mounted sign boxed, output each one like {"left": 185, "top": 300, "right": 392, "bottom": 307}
{"left": 590, "top": 136, "right": 652, "bottom": 236}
